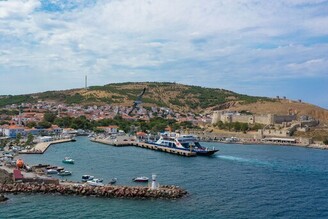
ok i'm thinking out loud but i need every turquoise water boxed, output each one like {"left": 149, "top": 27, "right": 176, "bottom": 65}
{"left": 1, "top": 137, "right": 328, "bottom": 218}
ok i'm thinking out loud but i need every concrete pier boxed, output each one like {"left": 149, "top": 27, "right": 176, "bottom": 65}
{"left": 90, "top": 135, "right": 136, "bottom": 147}
{"left": 19, "top": 138, "right": 75, "bottom": 154}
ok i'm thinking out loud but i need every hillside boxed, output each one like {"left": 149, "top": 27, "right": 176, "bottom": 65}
{"left": 0, "top": 82, "right": 327, "bottom": 123}
{"left": 0, "top": 82, "right": 270, "bottom": 111}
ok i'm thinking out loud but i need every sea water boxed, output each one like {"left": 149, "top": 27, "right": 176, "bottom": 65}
{"left": 1, "top": 137, "right": 328, "bottom": 219}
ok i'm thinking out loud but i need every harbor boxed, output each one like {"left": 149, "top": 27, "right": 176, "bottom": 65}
{"left": 0, "top": 158, "right": 187, "bottom": 200}
{"left": 1, "top": 136, "right": 190, "bottom": 200}
{"left": 1, "top": 136, "right": 328, "bottom": 218}
{"left": 90, "top": 132, "right": 219, "bottom": 157}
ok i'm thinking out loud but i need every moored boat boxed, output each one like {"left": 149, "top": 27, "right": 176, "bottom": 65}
{"left": 133, "top": 176, "right": 149, "bottom": 182}
{"left": 86, "top": 179, "right": 104, "bottom": 187}
{"left": 81, "top": 175, "right": 94, "bottom": 182}
{"left": 109, "top": 178, "right": 117, "bottom": 185}
{"left": 58, "top": 170, "right": 72, "bottom": 176}
{"left": 62, "top": 157, "right": 74, "bottom": 164}
{"left": 46, "top": 169, "right": 58, "bottom": 174}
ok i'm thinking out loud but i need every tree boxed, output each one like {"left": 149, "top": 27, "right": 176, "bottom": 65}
{"left": 25, "top": 133, "right": 34, "bottom": 145}
{"left": 26, "top": 121, "right": 37, "bottom": 128}
{"left": 15, "top": 133, "right": 22, "bottom": 145}
{"left": 241, "top": 123, "right": 249, "bottom": 133}
{"left": 38, "top": 121, "right": 52, "bottom": 129}
{"left": 324, "top": 139, "right": 328, "bottom": 145}
{"left": 233, "top": 122, "right": 241, "bottom": 132}
{"left": 216, "top": 121, "right": 224, "bottom": 129}
{"left": 44, "top": 112, "right": 57, "bottom": 123}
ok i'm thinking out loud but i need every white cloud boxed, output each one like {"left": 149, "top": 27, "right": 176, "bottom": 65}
{"left": 0, "top": 0, "right": 40, "bottom": 18}
{"left": 0, "top": 0, "right": 328, "bottom": 107}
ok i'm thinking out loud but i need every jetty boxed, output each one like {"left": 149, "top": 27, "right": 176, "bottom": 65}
{"left": 0, "top": 183, "right": 187, "bottom": 199}
{"left": 19, "top": 138, "right": 75, "bottom": 154}
{"left": 0, "top": 165, "right": 188, "bottom": 200}
{"left": 90, "top": 137, "right": 196, "bottom": 157}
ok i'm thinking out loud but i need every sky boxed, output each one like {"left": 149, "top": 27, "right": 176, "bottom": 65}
{"left": 0, "top": 0, "right": 328, "bottom": 109}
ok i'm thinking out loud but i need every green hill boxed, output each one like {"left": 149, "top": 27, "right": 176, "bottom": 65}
{"left": 0, "top": 82, "right": 271, "bottom": 112}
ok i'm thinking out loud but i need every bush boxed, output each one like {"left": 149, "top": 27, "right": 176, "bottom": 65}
{"left": 323, "top": 139, "right": 328, "bottom": 145}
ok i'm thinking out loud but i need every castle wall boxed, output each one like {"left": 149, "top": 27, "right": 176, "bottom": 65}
{"left": 231, "top": 115, "right": 254, "bottom": 124}
{"left": 273, "top": 115, "right": 296, "bottom": 124}
{"left": 254, "top": 114, "right": 273, "bottom": 125}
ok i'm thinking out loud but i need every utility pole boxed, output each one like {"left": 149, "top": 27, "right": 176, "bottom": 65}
{"left": 85, "top": 75, "right": 88, "bottom": 89}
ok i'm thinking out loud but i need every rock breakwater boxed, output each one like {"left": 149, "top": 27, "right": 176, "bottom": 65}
{"left": 0, "top": 183, "right": 187, "bottom": 199}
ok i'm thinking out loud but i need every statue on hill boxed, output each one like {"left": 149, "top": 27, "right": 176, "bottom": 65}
{"left": 128, "top": 87, "right": 146, "bottom": 115}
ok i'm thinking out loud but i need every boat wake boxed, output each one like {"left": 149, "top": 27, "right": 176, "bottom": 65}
{"left": 216, "top": 155, "right": 274, "bottom": 167}
{"left": 216, "top": 155, "right": 328, "bottom": 175}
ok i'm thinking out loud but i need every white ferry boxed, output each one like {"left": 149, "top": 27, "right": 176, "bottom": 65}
{"left": 153, "top": 133, "right": 219, "bottom": 156}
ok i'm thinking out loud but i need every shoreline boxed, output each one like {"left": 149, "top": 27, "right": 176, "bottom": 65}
{"left": 200, "top": 139, "right": 328, "bottom": 150}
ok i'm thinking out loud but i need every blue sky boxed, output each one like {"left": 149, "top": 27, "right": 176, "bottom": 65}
{"left": 0, "top": 0, "right": 328, "bottom": 109}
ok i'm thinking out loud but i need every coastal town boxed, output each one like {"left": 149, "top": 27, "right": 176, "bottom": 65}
{"left": 0, "top": 98, "right": 327, "bottom": 202}
{"left": 0, "top": 99, "right": 327, "bottom": 151}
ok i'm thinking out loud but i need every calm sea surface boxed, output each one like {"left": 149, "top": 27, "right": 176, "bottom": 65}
{"left": 1, "top": 137, "right": 328, "bottom": 219}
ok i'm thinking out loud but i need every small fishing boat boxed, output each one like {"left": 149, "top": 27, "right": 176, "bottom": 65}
{"left": 94, "top": 178, "right": 103, "bottom": 182}
{"left": 58, "top": 170, "right": 72, "bottom": 176}
{"left": 132, "top": 176, "right": 149, "bottom": 182}
{"left": 62, "top": 157, "right": 74, "bottom": 164}
{"left": 46, "top": 169, "right": 58, "bottom": 174}
{"left": 109, "top": 178, "right": 117, "bottom": 185}
{"left": 81, "top": 175, "right": 94, "bottom": 182}
{"left": 86, "top": 179, "right": 104, "bottom": 187}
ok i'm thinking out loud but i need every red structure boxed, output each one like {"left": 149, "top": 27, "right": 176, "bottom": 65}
{"left": 13, "top": 169, "right": 23, "bottom": 182}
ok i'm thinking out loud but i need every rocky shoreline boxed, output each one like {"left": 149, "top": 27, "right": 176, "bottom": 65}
{"left": 0, "top": 183, "right": 187, "bottom": 199}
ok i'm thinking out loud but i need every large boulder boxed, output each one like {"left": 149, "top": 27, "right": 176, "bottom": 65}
{"left": 0, "top": 194, "right": 8, "bottom": 202}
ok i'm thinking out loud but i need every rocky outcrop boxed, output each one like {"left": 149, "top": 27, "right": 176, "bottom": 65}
{"left": 0, "top": 183, "right": 187, "bottom": 199}
{"left": 0, "top": 169, "right": 13, "bottom": 184}
{"left": 0, "top": 194, "right": 8, "bottom": 202}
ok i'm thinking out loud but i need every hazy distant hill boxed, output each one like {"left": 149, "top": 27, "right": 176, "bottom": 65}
{"left": 1, "top": 82, "right": 328, "bottom": 123}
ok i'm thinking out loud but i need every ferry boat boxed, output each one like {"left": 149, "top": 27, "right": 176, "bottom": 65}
{"left": 153, "top": 133, "right": 219, "bottom": 156}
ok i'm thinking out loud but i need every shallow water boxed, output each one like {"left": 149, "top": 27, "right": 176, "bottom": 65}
{"left": 1, "top": 137, "right": 328, "bottom": 218}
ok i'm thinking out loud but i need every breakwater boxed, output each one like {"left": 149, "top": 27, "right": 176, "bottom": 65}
{"left": 0, "top": 183, "right": 187, "bottom": 199}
